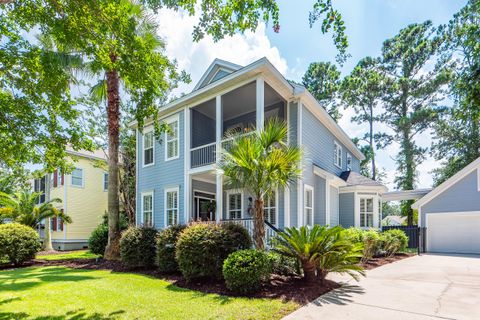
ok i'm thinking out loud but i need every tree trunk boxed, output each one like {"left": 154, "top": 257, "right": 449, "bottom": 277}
{"left": 369, "top": 105, "right": 376, "bottom": 180}
{"left": 253, "top": 198, "right": 265, "bottom": 250}
{"left": 402, "top": 128, "right": 415, "bottom": 226}
{"left": 301, "top": 260, "right": 317, "bottom": 282}
{"left": 104, "top": 53, "right": 121, "bottom": 260}
{"left": 43, "top": 217, "right": 54, "bottom": 251}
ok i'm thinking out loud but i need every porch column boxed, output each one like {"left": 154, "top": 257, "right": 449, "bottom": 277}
{"left": 256, "top": 77, "right": 264, "bottom": 130}
{"left": 216, "top": 174, "right": 223, "bottom": 223}
{"left": 215, "top": 95, "right": 223, "bottom": 223}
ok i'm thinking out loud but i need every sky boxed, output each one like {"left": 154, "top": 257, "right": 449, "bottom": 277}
{"left": 154, "top": 0, "right": 467, "bottom": 190}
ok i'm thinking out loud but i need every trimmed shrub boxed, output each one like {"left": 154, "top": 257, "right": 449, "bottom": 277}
{"left": 342, "top": 227, "right": 365, "bottom": 244}
{"left": 362, "top": 230, "right": 382, "bottom": 263}
{"left": 267, "top": 251, "right": 300, "bottom": 276}
{"left": 0, "top": 223, "right": 42, "bottom": 266}
{"left": 221, "top": 222, "right": 252, "bottom": 250}
{"left": 157, "top": 224, "right": 187, "bottom": 273}
{"left": 88, "top": 224, "right": 109, "bottom": 255}
{"left": 223, "top": 249, "right": 271, "bottom": 294}
{"left": 175, "top": 223, "right": 242, "bottom": 281}
{"left": 120, "top": 226, "right": 158, "bottom": 268}
{"left": 382, "top": 229, "right": 408, "bottom": 256}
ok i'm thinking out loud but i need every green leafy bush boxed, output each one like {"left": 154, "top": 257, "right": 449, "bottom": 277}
{"left": 221, "top": 222, "right": 252, "bottom": 250}
{"left": 382, "top": 229, "right": 408, "bottom": 256}
{"left": 0, "top": 223, "right": 42, "bottom": 266}
{"left": 157, "top": 224, "right": 186, "bottom": 273}
{"left": 120, "top": 226, "right": 158, "bottom": 268}
{"left": 223, "top": 249, "right": 271, "bottom": 294}
{"left": 267, "top": 251, "right": 300, "bottom": 276}
{"left": 175, "top": 223, "right": 243, "bottom": 281}
{"left": 88, "top": 224, "right": 109, "bottom": 255}
{"left": 362, "top": 230, "right": 382, "bottom": 262}
{"left": 342, "top": 227, "right": 365, "bottom": 244}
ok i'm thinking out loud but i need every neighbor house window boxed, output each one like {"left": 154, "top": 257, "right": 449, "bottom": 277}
{"left": 103, "top": 172, "right": 109, "bottom": 191}
{"left": 165, "top": 188, "right": 179, "bottom": 226}
{"left": 346, "top": 153, "right": 352, "bottom": 171}
{"left": 264, "top": 192, "right": 276, "bottom": 225}
{"left": 304, "top": 185, "right": 314, "bottom": 226}
{"left": 334, "top": 141, "right": 343, "bottom": 168}
{"left": 142, "top": 192, "right": 153, "bottom": 227}
{"left": 71, "top": 168, "right": 84, "bottom": 187}
{"left": 228, "top": 192, "right": 242, "bottom": 220}
{"left": 360, "top": 197, "right": 374, "bottom": 228}
{"left": 34, "top": 176, "right": 46, "bottom": 204}
{"left": 143, "top": 131, "right": 154, "bottom": 166}
{"left": 165, "top": 117, "right": 179, "bottom": 160}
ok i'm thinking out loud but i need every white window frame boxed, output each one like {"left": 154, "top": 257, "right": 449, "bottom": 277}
{"left": 71, "top": 167, "right": 84, "bottom": 188}
{"left": 304, "top": 185, "right": 314, "bottom": 227}
{"left": 334, "top": 141, "right": 343, "bottom": 169}
{"left": 143, "top": 128, "right": 155, "bottom": 167}
{"left": 359, "top": 197, "right": 375, "bottom": 228}
{"left": 165, "top": 114, "right": 180, "bottom": 161}
{"left": 141, "top": 191, "right": 154, "bottom": 227}
{"left": 164, "top": 187, "right": 180, "bottom": 226}
{"left": 346, "top": 153, "right": 352, "bottom": 171}
{"left": 264, "top": 190, "right": 278, "bottom": 227}
{"left": 226, "top": 190, "right": 243, "bottom": 220}
{"left": 103, "top": 172, "right": 109, "bottom": 192}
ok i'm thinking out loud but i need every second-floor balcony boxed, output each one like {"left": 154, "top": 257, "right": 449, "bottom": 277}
{"left": 190, "top": 80, "right": 286, "bottom": 169}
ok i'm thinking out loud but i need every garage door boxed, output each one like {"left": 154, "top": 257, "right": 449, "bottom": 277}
{"left": 427, "top": 212, "right": 480, "bottom": 254}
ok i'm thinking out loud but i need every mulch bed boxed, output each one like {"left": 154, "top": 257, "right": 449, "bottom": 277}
{"left": 2, "top": 253, "right": 414, "bottom": 305}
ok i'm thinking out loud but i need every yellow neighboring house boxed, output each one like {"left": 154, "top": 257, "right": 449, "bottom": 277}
{"left": 33, "top": 149, "right": 109, "bottom": 250}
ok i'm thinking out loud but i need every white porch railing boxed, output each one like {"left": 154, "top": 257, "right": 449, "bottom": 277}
{"left": 190, "top": 142, "right": 216, "bottom": 168}
{"left": 220, "top": 218, "right": 280, "bottom": 249}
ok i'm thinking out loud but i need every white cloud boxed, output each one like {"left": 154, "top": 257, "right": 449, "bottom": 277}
{"left": 155, "top": 9, "right": 288, "bottom": 96}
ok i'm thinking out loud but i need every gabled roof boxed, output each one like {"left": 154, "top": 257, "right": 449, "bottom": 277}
{"left": 340, "top": 171, "right": 385, "bottom": 187}
{"left": 193, "top": 59, "right": 242, "bottom": 91}
{"left": 66, "top": 148, "right": 108, "bottom": 162}
{"left": 412, "top": 157, "right": 480, "bottom": 209}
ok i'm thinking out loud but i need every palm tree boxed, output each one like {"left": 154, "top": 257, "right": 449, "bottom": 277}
{"left": 0, "top": 190, "right": 72, "bottom": 250}
{"left": 218, "top": 119, "right": 302, "bottom": 249}
{"left": 274, "top": 225, "right": 365, "bottom": 284}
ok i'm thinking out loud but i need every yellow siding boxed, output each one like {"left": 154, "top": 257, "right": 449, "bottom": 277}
{"left": 51, "top": 156, "right": 108, "bottom": 241}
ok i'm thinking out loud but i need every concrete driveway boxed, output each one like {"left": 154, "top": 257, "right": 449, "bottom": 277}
{"left": 284, "top": 254, "right": 480, "bottom": 320}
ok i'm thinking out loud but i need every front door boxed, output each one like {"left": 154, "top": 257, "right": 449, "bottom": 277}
{"left": 193, "top": 191, "right": 215, "bottom": 221}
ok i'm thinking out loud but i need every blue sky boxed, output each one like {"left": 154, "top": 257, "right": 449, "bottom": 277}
{"left": 157, "top": 1, "right": 467, "bottom": 190}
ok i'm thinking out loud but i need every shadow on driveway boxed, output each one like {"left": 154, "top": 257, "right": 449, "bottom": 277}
{"left": 312, "top": 284, "right": 365, "bottom": 306}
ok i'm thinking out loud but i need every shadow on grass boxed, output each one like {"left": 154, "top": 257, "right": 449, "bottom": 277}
{"left": 165, "top": 283, "right": 233, "bottom": 305}
{"left": 0, "top": 309, "right": 125, "bottom": 320}
{"left": 0, "top": 267, "right": 96, "bottom": 292}
{"left": 312, "top": 284, "right": 365, "bottom": 306}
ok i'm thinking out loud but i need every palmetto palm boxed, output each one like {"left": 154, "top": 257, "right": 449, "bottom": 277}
{"left": 0, "top": 190, "right": 71, "bottom": 250}
{"left": 219, "top": 119, "right": 302, "bottom": 249}
{"left": 274, "top": 225, "right": 365, "bottom": 284}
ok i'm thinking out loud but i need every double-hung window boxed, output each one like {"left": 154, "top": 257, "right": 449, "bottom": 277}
{"left": 34, "top": 176, "right": 46, "bottom": 204}
{"left": 71, "top": 168, "right": 84, "bottom": 187}
{"left": 334, "top": 141, "right": 343, "bottom": 168}
{"left": 304, "top": 185, "right": 314, "bottom": 226}
{"left": 228, "top": 192, "right": 242, "bottom": 220}
{"left": 346, "top": 153, "right": 352, "bottom": 171}
{"left": 142, "top": 192, "right": 153, "bottom": 227}
{"left": 360, "top": 197, "right": 374, "bottom": 228}
{"left": 165, "top": 117, "right": 179, "bottom": 160}
{"left": 264, "top": 192, "right": 276, "bottom": 225}
{"left": 143, "top": 131, "right": 154, "bottom": 166}
{"left": 165, "top": 188, "right": 179, "bottom": 226}
{"left": 103, "top": 172, "right": 109, "bottom": 191}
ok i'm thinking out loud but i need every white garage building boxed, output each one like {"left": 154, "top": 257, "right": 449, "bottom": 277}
{"left": 412, "top": 157, "right": 480, "bottom": 254}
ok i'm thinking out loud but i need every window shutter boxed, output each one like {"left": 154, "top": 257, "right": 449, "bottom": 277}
{"left": 53, "top": 170, "right": 58, "bottom": 188}
{"left": 52, "top": 217, "right": 57, "bottom": 231}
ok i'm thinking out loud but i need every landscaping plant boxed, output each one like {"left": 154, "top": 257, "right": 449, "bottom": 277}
{"left": 223, "top": 249, "right": 271, "bottom": 294}
{"left": 120, "top": 226, "right": 158, "bottom": 268}
{"left": 157, "top": 224, "right": 187, "bottom": 273}
{"left": 382, "top": 229, "right": 409, "bottom": 256}
{"left": 267, "top": 251, "right": 300, "bottom": 276}
{"left": 89, "top": 213, "right": 128, "bottom": 256}
{"left": 221, "top": 222, "right": 253, "bottom": 251}
{"left": 0, "top": 223, "right": 42, "bottom": 266}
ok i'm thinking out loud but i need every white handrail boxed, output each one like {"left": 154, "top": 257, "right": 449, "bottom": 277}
{"left": 190, "top": 141, "right": 216, "bottom": 152}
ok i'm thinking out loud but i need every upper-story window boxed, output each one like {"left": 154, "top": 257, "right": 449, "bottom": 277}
{"left": 334, "top": 141, "right": 343, "bottom": 169}
{"left": 346, "top": 153, "right": 352, "bottom": 171}
{"left": 143, "top": 130, "right": 154, "bottom": 166}
{"left": 71, "top": 168, "right": 84, "bottom": 187}
{"left": 165, "top": 116, "right": 179, "bottom": 161}
{"left": 103, "top": 172, "right": 109, "bottom": 191}
{"left": 34, "top": 176, "right": 46, "bottom": 204}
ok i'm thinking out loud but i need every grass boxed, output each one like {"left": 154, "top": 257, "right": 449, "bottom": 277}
{"left": 400, "top": 247, "right": 418, "bottom": 254}
{"left": 36, "top": 250, "right": 101, "bottom": 261}
{"left": 0, "top": 266, "right": 298, "bottom": 320}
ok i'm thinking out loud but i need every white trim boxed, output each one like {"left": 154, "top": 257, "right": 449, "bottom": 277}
{"left": 339, "top": 184, "right": 388, "bottom": 194}
{"left": 135, "top": 128, "right": 139, "bottom": 227}
{"left": 164, "top": 187, "right": 180, "bottom": 227}
{"left": 226, "top": 189, "right": 244, "bottom": 220}
{"left": 215, "top": 174, "right": 223, "bottom": 222}
{"left": 141, "top": 190, "right": 154, "bottom": 227}
{"left": 412, "top": 157, "right": 480, "bottom": 210}
{"left": 142, "top": 126, "right": 155, "bottom": 167}
{"left": 256, "top": 76, "right": 265, "bottom": 130}
{"left": 70, "top": 167, "right": 84, "bottom": 188}
{"left": 356, "top": 194, "right": 380, "bottom": 229}
{"left": 304, "top": 184, "right": 314, "bottom": 227}
{"left": 264, "top": 190, "right": 279, "bottom": 227}
{"left": 193, "top": 59, "right": 242, "bottom": 91}
{"left": 297, "top": 102, "right": 304, "bottom": 227}
{"left": 164, "top": 114, "right": 180, "bottom": 161}
{"left": 184, "top": 109, "right": 190, "bottom": 224}
{"left": 325, "top": 180, "right": 331, "bottom": 226}
{"left": 284, "top": 186, "right": 290, "bottom": 228}
{"left": 346, "top": 153, "right": 352, "bottom": 171}
{"left": 313, "top": 165, "right": 347, "bottom": 188}
{"left": 193, "top": 189, "right": 216, "bottom": 221}
{"left": 334, "top": 140, "right": 343, "bottom": 169}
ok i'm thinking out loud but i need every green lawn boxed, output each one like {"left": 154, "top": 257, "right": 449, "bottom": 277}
{"left": 36, "top": 250, "right": 100, "bottom": 261}
{"left": 0, "top": 267, "right": 298, "bottom": 320}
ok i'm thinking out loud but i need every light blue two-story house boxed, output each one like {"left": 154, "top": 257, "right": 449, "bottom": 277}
{"left": 133, "top": 58, "right": 388, "bottom": 233}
